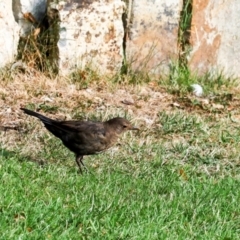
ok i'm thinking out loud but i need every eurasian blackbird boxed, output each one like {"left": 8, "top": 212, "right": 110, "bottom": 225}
{"left": 20, "top": 108, "right": 138, "bottom": 173}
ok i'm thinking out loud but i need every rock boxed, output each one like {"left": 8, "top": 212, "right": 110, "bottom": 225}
{"left": 0, "top": 0, "right": 20, "bottom": 67}
{"left": 126, "top": 0, "right": 182, "bottom": 75}
{"left": 189, "top": 0, "right": 240, "bottom": 78}
{"left": 191, "top": 84, "right": 204, "bottom": 97}
{"left": 56, "top": 0, "right": 126, "bottom": 75}
{"left": 12, "top": 0, "right": 47, "bottom": 36}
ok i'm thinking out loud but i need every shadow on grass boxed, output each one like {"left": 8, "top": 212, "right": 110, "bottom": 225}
{"left": 0, "top": 147, "right": 17, "bottom": 159}
{"left": 0, "top": 147, "right": 46, "bottom": 166}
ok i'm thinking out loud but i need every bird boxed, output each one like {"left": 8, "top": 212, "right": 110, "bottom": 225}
{"left": 20, "top": 108, "right": 139, "bottom": 173}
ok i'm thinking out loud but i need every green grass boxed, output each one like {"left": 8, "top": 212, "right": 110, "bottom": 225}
{"left": 160, "top": 62, "right": 237, "bottom": 98}
{"left": 1, "top": 110, "right": 240, "bottom": 239}
{"left": 1, "top": 153, "right": 240, "bottom": 239}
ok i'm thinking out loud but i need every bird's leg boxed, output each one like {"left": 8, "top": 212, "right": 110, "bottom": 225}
{"left": 75, "top": 155, "right": 88, "bottom": 174}
{"left": 75, "top": 155, "right": 84, "bottom": 174}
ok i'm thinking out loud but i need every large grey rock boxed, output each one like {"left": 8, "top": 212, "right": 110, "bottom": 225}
{"left": 189, "top": 0, "right": 240, "bottom": 78}
{"left": 12, "top": 0, "right": 47, "bottom": 36}
{"left": 56, "top": 0, "right": 126, "bottom": 75}
{"left": 0, "top": 0, "right": 20, "bottom": 67}
{"left": 126, "top": 0, "right": 183, "bottom": 75}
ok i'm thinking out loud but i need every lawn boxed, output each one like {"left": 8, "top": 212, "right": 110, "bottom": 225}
{"left": 1, "top": 69, "right": 240, "bottom": 239}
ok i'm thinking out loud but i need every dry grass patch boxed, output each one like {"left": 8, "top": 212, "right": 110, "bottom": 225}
{"left": 0, "top": 70, "right": 171, "bottom": 158}
{"left": 1, "top": 68, "right": 240, "bottom": 174}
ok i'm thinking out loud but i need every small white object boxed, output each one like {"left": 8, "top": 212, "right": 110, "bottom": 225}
{"left": 191, "top": 84, "right": 203, "bottom": 97}
{"left": 41, "top": 96, "right": 54, "bottom": 102}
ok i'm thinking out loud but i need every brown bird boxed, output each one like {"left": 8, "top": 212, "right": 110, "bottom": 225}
{"left": 20, "top": 108, "right": 138, "bottom": 173}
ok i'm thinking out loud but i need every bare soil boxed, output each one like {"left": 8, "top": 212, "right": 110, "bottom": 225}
{"left": 1, "top": 70, "right": 240, "bottom": 154}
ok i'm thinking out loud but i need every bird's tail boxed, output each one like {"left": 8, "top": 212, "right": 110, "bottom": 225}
{"left": 20, "top": 108, "right": 54, "bottom": 125}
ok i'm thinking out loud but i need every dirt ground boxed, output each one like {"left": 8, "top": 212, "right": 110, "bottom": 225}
{"left": 1, "top": 70, "right": 240, "bottom": 151}
{"left": 0, "top": 71, "right": 174, "bottom": 128}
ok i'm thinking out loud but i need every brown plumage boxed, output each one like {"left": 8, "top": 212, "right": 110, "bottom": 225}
{"left": 20, "top": 108, "right": 138, "bottom": 173}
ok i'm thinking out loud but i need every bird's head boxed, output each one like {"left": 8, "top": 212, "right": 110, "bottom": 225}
{"left": 106, "top": 117, "right": 139, "bottom": 135}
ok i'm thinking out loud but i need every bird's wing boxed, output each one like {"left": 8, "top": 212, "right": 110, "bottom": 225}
{"left": 58, "top": 120, "right": 105, "bottom": 135}
{"left": 43, "top": 120, "right": 104, "bottom": 136}
{"left": 66, "top": 121, "right": 107, "bottom": 143}
{"left": 55, "top": 121, "right": 110, "bottom": 152}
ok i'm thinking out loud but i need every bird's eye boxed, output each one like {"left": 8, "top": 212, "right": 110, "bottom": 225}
{"left": 123, "top": 125, "right": 127, "bottom": 129}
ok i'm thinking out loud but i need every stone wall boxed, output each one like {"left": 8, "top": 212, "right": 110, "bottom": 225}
{"left": 13, "top": 0, "right": 47, "bottom": 36}
{"left": 189, "top": 0, "right": 240, "bottom": 78}
{"left": 56, "top": 0, "right": 126, "bottom": 74}
{"left": 1, "top": 0, "right": 240, "bottom": 78}
{"left": 0, "top": 0, "right": 19, "bottom": 67}
{"left": 126, "top": 0, "right": 182, "bottom": 75}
